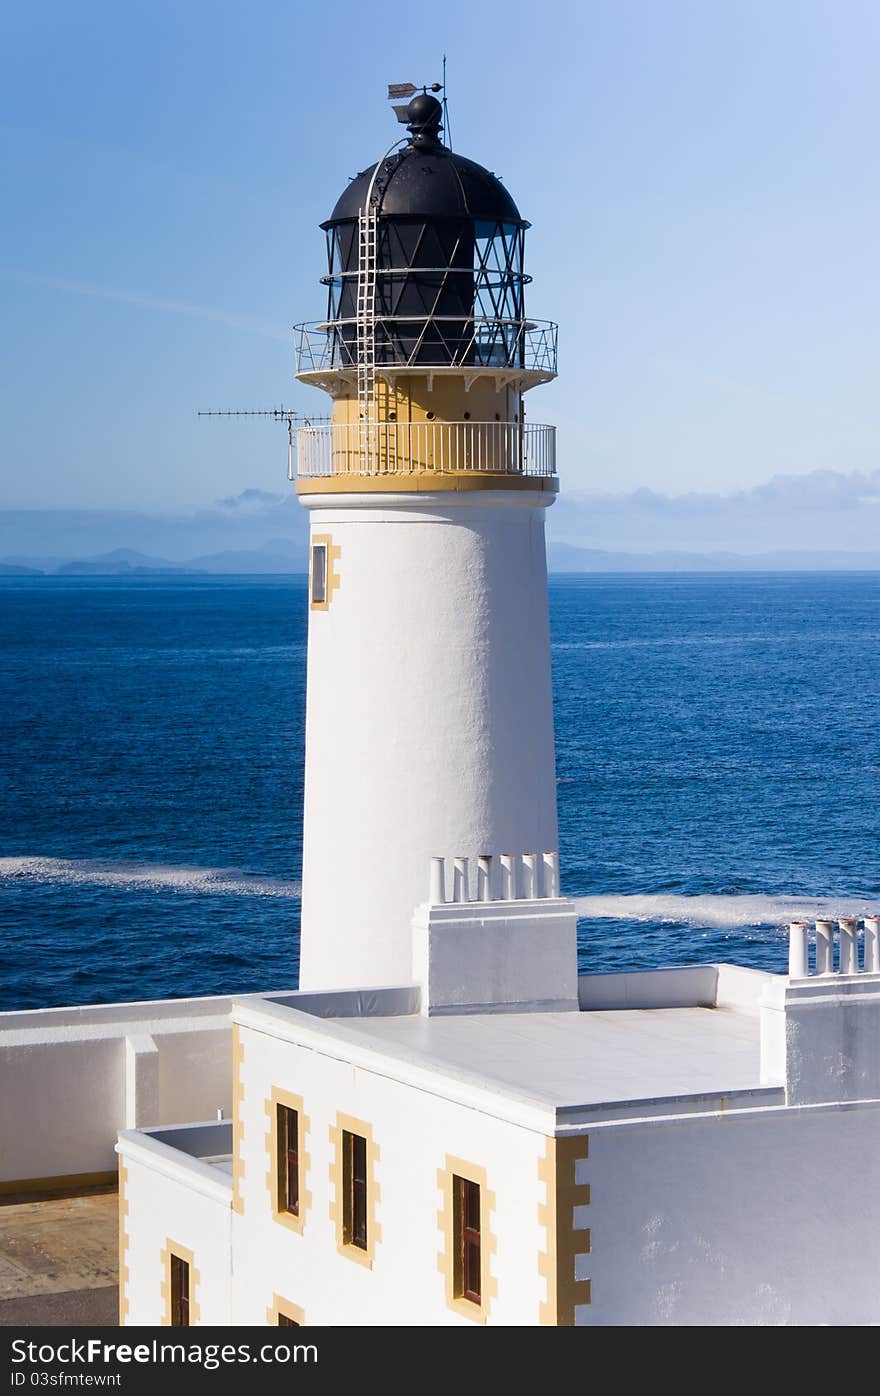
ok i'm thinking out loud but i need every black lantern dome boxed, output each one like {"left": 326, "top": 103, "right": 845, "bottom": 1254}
{"left": 320, "top": 94, "right": 533, "bottom": 370}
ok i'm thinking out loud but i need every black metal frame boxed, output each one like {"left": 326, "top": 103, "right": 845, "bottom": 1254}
{"left": 321, "top": 217, "right": 531, "bottom": 370}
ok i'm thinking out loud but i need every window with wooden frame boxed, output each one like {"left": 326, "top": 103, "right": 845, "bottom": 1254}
{"left": 277, "top": 1312, "right": 300, "bottom": 1326}
{"left": 276, "top": 1103, "right": 299, "bottom": 1216}
{"left": 310, "top": 543, "right": 328, "bottom": 606}
{"left": 453, "top": 1175, "right": 482, "bottom": 1305}
{"left": 342, "top": 1129, "right": 368, "bottom": 1251}
{"left": 170, "top": 1252, "right": 191, "bottom": 1327}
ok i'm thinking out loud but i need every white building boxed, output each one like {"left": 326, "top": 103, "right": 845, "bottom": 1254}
{"left": 101, "top": 93, "right": 880, "bottom": 1325}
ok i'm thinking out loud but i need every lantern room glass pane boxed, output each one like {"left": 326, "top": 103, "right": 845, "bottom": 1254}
{"left": 322, "top": 214, "right": 529, "bottom": 369}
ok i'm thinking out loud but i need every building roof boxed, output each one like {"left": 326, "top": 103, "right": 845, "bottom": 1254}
{"left": 319, "top": 1006, "right": 765, "bottom": 1112}
{"left": 235, "top": 971, "right": 784, "bottom": 1130}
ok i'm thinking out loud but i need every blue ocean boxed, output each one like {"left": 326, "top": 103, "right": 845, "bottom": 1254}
{"left": 1, "top": 573, "right": 879, "bottom": 1011}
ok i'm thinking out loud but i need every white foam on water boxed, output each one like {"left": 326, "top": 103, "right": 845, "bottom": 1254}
{"left": 0, "top": 857, "right": 299, "bottom": 900}
{"left": 0, "top": 863, "right": 869, "bottom": 926}
{"left": 574, "top": 893, "right": 877, "bottom": 929}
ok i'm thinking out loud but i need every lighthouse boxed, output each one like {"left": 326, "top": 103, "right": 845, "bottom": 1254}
{"left": 294, "top": 93, "right": 561, "bottom": 991}
{"left": 113, "top": 87, "right": 880, "bottom": 1332}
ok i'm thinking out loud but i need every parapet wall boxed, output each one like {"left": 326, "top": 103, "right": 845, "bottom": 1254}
{"left": 0, "top": 992, "right": 255, "bottom": 1190}
{"left": 0, "top": 985, "right": 413, "bottom": 1189}
{"left": 0, "top": 961, "right": 817, "bottom": 1189}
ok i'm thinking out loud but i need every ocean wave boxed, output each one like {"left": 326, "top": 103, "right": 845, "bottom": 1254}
{"left": 574, "top": 893, "right": 877, "bottom": 929}
{"left": 0, "top": 857, "right": 300, "bottom": 899}
{"left": 552, "top": 632, "right": 880, "bottom": 653}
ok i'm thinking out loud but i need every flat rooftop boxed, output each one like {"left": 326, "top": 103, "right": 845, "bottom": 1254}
{"left": 321, "top": 1005, "right": 765, "bottom": 1110}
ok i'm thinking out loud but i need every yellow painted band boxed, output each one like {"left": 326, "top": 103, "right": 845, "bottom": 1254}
{"left": 296, "top": 473, "right": 558, "bottom": 496}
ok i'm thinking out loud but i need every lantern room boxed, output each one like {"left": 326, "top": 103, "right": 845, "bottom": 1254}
{"left": 293, "top": 91, "right": 558, "bottom": 489}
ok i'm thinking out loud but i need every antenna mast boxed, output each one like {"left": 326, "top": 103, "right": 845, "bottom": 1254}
{"left": 442, "top": 54, "right": 452, "bottom": 150}
{"left": 197, "top": 407, "right": 324, "bottom": 482}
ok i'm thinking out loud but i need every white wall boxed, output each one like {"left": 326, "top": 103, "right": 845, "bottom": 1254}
{"left": 576, "top": 963, "right": 777, "bottom": 1013}
{"left": 122, "top": 1139, "right": 231, "bottom": 1326}
{"left": 232, "top": 1018, "right": 548, "bottom": 1326}
{"left": 0, "top": 988, "right": 410, "bottom": 1187}
{"left": 585, "top": 1100, "right": 880, "bottom": 1325}
{"left": 785, "top": 976, "right": 880, "bottom": 1105}
{"left": 414, "top": 896, "right": 578, "bottom": 1014}
{"left": 298, "top": 491, "right": 559, "bottom": 992}
{"left": 0, "top": 995, "right": 241, "bottom": 1183}
{"left": 1, "top": 1035, "right": 125, "bottom": 1180}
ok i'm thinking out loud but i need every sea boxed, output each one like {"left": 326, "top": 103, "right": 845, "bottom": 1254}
{"left": 1, "top": 573, "right": 879, "bottom": 1012}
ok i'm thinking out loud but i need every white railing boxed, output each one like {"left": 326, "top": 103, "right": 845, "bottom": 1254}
{"left": 295, "top": 420, "right": 556, "bottom": 479}
{"left": 428, "top": 852, "right": 560, "bottom": 906}
{"left": 788, "top": 918, "right": 880, "bottom": 978}
{"left": 294, "top": 317, "right": 558, "bottom": 377}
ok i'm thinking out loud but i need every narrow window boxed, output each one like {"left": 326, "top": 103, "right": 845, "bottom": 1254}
{"left": 342, "top": 1130, "right": 368, "bottom": 1251}
{"left": 310, "top": 543, "right": 327, "bottom": 605}
{"left": 170, "top": 1253, "right": 191, "bottom": 1327}
{"left": 277, "top": 1312, "right": 300, "bottom": 1326}
{"left": 276, "top": 1104, "right": 299, "bottom": 1216}
{"left": 453, "top": 1176, "right": 481, "bottom": 1304}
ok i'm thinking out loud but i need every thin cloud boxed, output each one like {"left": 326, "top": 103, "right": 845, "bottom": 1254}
{"left": 0, "top": 268, "right": 290, "bottom": 341}
{"left": 216, "top": 488, "right": 286, "bottom": 512}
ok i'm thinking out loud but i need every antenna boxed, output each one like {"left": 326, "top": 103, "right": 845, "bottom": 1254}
{"left": 197, "top": 407, "right": 327, "bottom": 483}
{"left": 442, "top": 54, "right": 452, "bottom": 151}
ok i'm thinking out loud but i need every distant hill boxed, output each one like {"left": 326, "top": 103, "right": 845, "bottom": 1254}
{"left": 57, "top": 548, "right": 200, "bottom": 576}
{"left": 547, "top": 542, "right": 880, "bottom": 573}
{"left": 6, "top": 540, "right": 880, "bottom": 577}
{"left": 187, "top": 539, "right": 308, "bottom": 573}
{"left": 15, "top": 539, "right": 310, "bottom": 577}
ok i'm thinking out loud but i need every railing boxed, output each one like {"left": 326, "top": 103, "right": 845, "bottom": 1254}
{"left": 294, "top": 317, "right": 558, "bottom": 377}
{"left": 428, "top": 852, "right": 560, "bottom": 905}
{"left": 295, "top": 420, "right": 556, "bottom": 479}
{"left": 788, "top": 918, "right": 880, "bottom": 978}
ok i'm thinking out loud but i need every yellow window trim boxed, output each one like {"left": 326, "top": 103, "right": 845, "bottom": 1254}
{"left": 264, "top": 1087, "right": 311, "bottom": 1235}
{"left": 309, "top": 534, "right": 341, "bottom": 610}
{"left": 267, "top": 1293, "right": 305, "bottom": 1326}
{"left": 328, "top": 1111, "right": 381, "bottom": 1269}
{"left": 436, "top": 1155, "right": 497, "bottom": 1324}
{"left": 160, "top": 1239, "right": 200, "bottom": 1327}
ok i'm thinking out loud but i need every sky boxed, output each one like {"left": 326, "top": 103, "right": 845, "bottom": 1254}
{"left": 1, "top": 0, "right": 878, "bottom": 514}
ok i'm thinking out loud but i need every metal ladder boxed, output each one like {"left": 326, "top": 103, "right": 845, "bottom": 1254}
{"left": 356, "top": 207, "right": 378, "bottom": 474}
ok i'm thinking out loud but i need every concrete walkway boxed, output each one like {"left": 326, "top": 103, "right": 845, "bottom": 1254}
{"left": 0, "top": 1188, "right": 118, "bottom": 1326}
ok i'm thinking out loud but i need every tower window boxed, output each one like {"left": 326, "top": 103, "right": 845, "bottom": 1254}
{"left": 276, "top": 1104, "right": 299, "bottom": 1216}
{"left": 310, "top": 544, "right": 327, "bottom": 605}
{"left": 453, "top": 1176, "right": 481, "bottom": 1304}
{"left": 343, "top": 1130, "right": 368, "bottom": 1251}
{"left": 170, "top": 1252, "right": 191, "bottom": 1327}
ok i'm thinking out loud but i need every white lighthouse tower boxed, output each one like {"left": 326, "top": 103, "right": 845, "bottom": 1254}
{"left": 114, "top": 90, "right": 880, "bottom": 1332}
{"left": 293, "top": 94, "right": 561, "bottom": 991}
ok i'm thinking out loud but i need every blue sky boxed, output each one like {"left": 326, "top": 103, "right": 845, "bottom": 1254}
{"left": 1, "top": 0, "right": 877, "bottom": 512}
